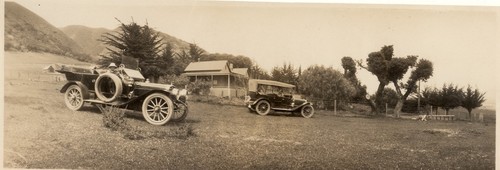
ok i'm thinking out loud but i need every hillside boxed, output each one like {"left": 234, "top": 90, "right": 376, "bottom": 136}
{"left": 4, "top": 2, "right": 90, "bottom": 61}
{"left": 61, "top": 25, "right": 191, "bottom": 61}
{"left": 157, "top": 32, "right": 191, "bottom": 53}
{"left": 60, "top": 25, "right": 110, "bottom": 60}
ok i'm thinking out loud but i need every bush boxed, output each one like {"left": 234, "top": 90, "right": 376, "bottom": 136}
{"left": 402, "top": 97, "right": 419, "bottom": 113}
{"left": 102, "top": 106, "right": 131, "bottom": 131}
{"left": 160, "top": 74, "right": 190, "bottom": 88}
{"left": 101, "top": 105, "right": 195, "bottom": 140}
{"left": 188, "top": 95, "right": 245, "bottom": 106}
{"left": 299, "top": 65, "right": 355, "bottom": 103}
{"left": 377, "top": 88, "right": 398, "bottom": 110}
{"left": 187, "top": 80, "right": 211, "bottom": 95}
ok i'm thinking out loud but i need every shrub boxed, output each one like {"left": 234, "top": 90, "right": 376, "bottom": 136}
{"left": 299, "top": 65, "right": 355, "bottom": 106}
{"left": 102, "top": 106, "right": 131, "bottom": 131}
{"left": 101, "top": 105, "right": 195, "bottom": 140}
{"left": 187, "top": 95, "right": 245, "bottom": 106}
{"left": 187, "top": 80, "right": 211, "bottom": 95}
{"left": 160, "top": 74, "right": 190, "bottom": 88}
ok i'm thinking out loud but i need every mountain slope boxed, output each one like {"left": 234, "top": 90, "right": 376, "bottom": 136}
{"left": 60, "top": 25, "right": 110, "bottom": 60}
{"left": 157, "top": 32, "right": 191, "bottom": 53}
{"left": 4, "top": 1, "right": 90, "bottom": 61}
{"left": 61, "top": 25, "right": 192, "bottom": 60}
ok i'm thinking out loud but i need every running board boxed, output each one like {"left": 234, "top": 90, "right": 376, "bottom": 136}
{"left": 84, "top": 99, "right": 129, "bottom": 106}
{"left": 271, "top": 107, "right": 298, "bottom": 112}
{"left": 271, "top": 104, "right": 310, "bottom": 112}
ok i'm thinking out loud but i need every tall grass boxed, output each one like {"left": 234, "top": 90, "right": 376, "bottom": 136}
{"left": 101, "top": 106, "right": 196, "bottom": 140}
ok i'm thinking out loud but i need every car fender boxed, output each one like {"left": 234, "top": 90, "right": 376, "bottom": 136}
{"left": 290, "top": 102, "right": 314, "bottom": 111}
{"left": 251, "top": 97, "right": 270, "bottom": 106}
{"left": 132, "top": 89, "right": 176, "bottom": 103}
{"left": 60, "top": 81, "right": 90, "bottom": 99}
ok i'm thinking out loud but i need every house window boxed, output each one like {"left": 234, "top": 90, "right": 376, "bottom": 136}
{"left": 213, "top": 80, "right": 217, "bottom": 85}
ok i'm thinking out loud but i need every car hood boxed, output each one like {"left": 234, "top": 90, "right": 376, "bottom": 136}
{"left": 294, "top": 98, "right": 308, "bottom": 105}
{"left": 135, "top": 82, "right": 175, "bottom": 91}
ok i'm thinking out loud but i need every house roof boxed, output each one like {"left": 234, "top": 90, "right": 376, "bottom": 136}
{"left": 232, "top": 68, "right": 248, "bottom": 77}
{"left": 183, "top": 60, "right": 249, "bottom": 78}
{"left": 184, "top": 60, "right": 229, "bottom": 72}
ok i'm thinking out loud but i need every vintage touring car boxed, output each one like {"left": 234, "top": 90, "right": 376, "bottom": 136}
{"left": 244, "top": 79, "right": 314, "bottom": 118}
{"left": 57, "top": 60, "right": 188, "bottom": 126}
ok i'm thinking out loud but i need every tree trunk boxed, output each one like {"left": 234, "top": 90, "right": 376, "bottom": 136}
{"left": 373, "top": 82, "right": 386, "bottom": 114}
{"left": 367, "top": 99, "right": 377, "bottom": 114}
{"left": 394, "top": 98, "right": 404, "bottom": 118}
{"left": 392, "top": 81, "right": 404, "bottom": 118}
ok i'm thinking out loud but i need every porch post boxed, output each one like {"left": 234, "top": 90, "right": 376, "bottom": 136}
{"left": 227, "top": 74, "right": 231, "bottom": 98}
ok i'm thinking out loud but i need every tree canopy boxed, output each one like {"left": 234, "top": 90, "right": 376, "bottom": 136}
{"left": 359, "top": 45, "right": 433, "bottom": 117}
{"left": 271, "top": 63, "right": 298, "bottom": 85}
{"left": 461, "top": 85, "right": 485, "bottom": 118}
{"left": 341, "top": 56, "right": 367, "bottom": 103}
{"left": 298, "top": 65, "right": 355, "bottom": 107}
{"left": 98, "top": 19, "right": 165, "bottom": 81}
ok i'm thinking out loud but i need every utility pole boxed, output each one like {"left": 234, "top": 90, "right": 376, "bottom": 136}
{"left": 417, "top": 80, "right": 421, "bottom": 114}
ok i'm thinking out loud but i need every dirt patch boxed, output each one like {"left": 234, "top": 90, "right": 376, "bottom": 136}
{"left": 423, "top": 129, "right": 460, "bottom": 137}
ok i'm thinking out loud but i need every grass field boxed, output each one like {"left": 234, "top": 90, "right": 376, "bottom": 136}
{"left": 3, "top": 52, "right": 496, "bottom": 169}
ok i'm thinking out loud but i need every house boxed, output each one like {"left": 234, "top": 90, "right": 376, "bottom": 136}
{"left": 183, "top": 60, "right": 248, "bottom": 98}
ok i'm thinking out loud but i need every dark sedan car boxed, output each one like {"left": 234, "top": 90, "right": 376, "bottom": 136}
{"left": 244, "top": 79, "right": 314, "bottom": 118}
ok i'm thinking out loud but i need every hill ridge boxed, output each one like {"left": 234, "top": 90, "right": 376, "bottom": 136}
{"left": 4, "top": 1, "right": 90, "bottom": 61}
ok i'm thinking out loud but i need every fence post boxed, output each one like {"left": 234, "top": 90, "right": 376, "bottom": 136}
{"left": 385, "top": 103, "right": 388, "bottom": 115}
{"left": 334, "top": 100, "right": 337, "bottom": 115}
{"left": 430, "top": 105, "right": 433, "bottom": 115}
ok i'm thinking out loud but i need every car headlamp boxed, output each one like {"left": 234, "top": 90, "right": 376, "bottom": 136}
{"left": 172, "top": 88, "right": 179, "bottom": 95}
{"left": 179, "top": 89, "right": 187, "bottom": 96}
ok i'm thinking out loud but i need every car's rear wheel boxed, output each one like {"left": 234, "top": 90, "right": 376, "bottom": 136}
{"left": 64, "top": 85, "right": 85, "bottom": 111}
{"left": 170, "top": 102, "right": 188, "bottom": 122}
{"left": 301, "top": 105, "right": 314, "bottom": 118}
{"left": 142, "top": 93, "right": 174, "bottom": 125}
{"left": 255, "top": 100, "right": 271, "bottom": 116}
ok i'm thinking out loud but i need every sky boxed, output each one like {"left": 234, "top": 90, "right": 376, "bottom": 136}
{"left": 9, "top": 0, "right": 499, "bottom": 109}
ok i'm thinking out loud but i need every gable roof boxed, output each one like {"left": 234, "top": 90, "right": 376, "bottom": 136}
{"left": 232, "top": 68, "right": 248, "bottom": 77}
{"left": 184, "top": 60, "right": 228, "bottom": 72}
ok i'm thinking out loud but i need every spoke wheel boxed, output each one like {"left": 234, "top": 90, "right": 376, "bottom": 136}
{"left": 142, "top": 93, "right": 174, "bottom": 125}
{"left": 301, "top": 105, "right": 314, "bottom": 118}
{"left": 170, "top": 102, "right": 188, "bottom": 122}
{"left": 255, "top": 100, "right": 271, "bottom": 116}
{"left": 64, "top": 85, "right": 84, "bottom": 111}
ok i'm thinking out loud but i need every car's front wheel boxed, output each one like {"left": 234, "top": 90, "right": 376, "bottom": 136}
{"left": 64, "top": 85, "right": 85, "bottom": 111}
{"left": 300, "top": 105, "right": 314, "bottom": 118}
{"left": 255, "top": 100, "right": 271, "bottom": 116}
{"left": 142, "top": 93, "right": 174, "bottom": 125}
{"left": 170, "top": 102, "right": 188, "bottom": 122}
